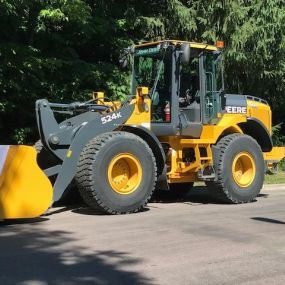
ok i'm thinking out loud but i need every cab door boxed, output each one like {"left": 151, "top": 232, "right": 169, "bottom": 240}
{"left": 199, "top": 51, "right": 223, "bottom": 124}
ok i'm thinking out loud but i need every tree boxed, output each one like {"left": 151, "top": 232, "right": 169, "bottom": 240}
{"left": 0, "top": 0, "right": 284, "bottom": 143}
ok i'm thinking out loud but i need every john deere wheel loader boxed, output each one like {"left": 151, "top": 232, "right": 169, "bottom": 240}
{"left": 1, "top": 40, "right": 285, "bottom": 219}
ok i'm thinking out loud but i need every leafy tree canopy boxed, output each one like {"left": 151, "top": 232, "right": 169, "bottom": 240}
{"left": 0, "top": 0, "right": 285, "bottom": 143}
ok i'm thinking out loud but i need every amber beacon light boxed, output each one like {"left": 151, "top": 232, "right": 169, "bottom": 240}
{"left": 216, "top": 41, "right": 225, "bottom": 48}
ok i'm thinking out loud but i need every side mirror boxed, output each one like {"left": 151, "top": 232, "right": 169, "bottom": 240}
{"left": 119, "top": 46, "right": 134, "bottom": 69}
{"left": 180, "top": 43, "right": 190, "bottom": 64}
{"left": 119, "top": 53, "right": 128, "bottom": 69}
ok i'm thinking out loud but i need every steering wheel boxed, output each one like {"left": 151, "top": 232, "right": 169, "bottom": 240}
{"left": 183, "top": 89, "right": 192, "bottom": 105}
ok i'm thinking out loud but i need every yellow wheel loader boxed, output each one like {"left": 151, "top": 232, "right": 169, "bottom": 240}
{"left": 1, "top": 40, "right": 285, "bottom": 219}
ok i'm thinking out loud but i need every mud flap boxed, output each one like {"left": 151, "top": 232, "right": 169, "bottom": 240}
{"left": 0, "top": 145, "right": 53, "bottom": 219}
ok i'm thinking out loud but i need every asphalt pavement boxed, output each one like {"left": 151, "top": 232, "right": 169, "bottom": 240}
{"left": 1, "top": 185, "right": 285, "bottom": 285}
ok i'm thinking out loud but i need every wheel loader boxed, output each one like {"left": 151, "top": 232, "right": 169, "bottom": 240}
{"left": 1, "top": 40, "right": 285, "bottom": 219}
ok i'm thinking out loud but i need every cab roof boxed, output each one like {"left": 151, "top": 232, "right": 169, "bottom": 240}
{"left": 135, "top": 40, "right": 218, "bottom": 51}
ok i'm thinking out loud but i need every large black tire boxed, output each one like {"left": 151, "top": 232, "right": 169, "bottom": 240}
{"left": 75, "top": 131, "right": 157, "bottom": 214}
{"left": 206, "top": 134, "right": 265, "bottom": 203}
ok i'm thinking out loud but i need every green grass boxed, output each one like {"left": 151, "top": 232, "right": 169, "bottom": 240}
{"left": 265, "top": 171, "right": 285, "bottom": 184}
{"left": 193, "top": 171, "right": 285, "bottom": 185}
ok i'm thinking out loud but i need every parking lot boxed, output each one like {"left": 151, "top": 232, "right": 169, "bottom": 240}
{"left": 1, "top": 185, "right": 285, "bottom": 285}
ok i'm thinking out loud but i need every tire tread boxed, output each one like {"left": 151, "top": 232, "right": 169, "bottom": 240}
{"left": 75, "top": 131, "right": 157, "bottom": 214}
{"left": 208, "top": 134, "right": 263, "bottom": 203}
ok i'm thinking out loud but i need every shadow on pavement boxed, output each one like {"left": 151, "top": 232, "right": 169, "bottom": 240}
{"left": 72, "top": 206, "right": 150, "bottom": 216}
{"left": 152, "top": 186, "right": 265, "bottom": 205}
{"left": 43, "top": 205, "right": 81, "bottom": 216}
{"left": 258, "top": 193, "right": 269, "bottom": 198}
{"left": 71, "top": 187, "right": 217, "bottom": 216}
{"left": 51, "top": 186, "right": 225, "bottom": 217}
{"left": 151, "top": 186, "right": 221, "bottom": 204}
{"left": 0, "top": 217, "right": 49, "bottom": 226}
{"left": 0, "top": 226, "right": 153, "bottom": 285}
{"left": 251, "top": 217, "right": 285, "bottom": 224}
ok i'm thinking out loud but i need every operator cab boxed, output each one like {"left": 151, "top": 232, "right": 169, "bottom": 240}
{"left": 131, "top": 40, "right": 224, "bottom": 137}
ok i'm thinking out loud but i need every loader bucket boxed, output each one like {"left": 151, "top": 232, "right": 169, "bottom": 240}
{"left": 0, "top": 145, "right": 53, "bottom": 219}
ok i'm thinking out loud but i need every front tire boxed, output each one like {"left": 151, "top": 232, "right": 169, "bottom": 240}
{"left": 206, "top": 134, "right": 265, "bottom": 203}
{"left": 75, "top": 132, "right": 157, "bottom": 214}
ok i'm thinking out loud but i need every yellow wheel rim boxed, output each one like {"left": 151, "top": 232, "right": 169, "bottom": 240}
{"left": 107, "top": 153, "right": 142, "bottom": 195}
{"left": 232, "top": 151, "right": 256, "bottom": 188}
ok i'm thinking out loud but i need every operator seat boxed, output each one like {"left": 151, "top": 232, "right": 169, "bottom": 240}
{"left": 179, "top": 74, "right": 201, "bottom": 123}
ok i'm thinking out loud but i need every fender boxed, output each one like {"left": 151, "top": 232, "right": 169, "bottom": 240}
{"left": 238, "top": 117, "right": 273, "bottom": 152}
{"left": 120, "top": 125, "right": 166, "bottom": 176}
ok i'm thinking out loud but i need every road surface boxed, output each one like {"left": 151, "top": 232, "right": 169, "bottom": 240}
{"left": 1, "top": 185, "right": 285, "bottom": 285}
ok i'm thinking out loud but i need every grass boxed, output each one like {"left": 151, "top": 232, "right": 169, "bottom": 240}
{"left": 194, "top": 171, "right": 285, "bottom": 186}
{"left": 264, "top": 171, "right": 285, "bottom": 184}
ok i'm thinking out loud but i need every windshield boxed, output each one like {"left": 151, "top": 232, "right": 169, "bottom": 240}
{"left": 132, "top": 46, "right": 172, "bottom": 122}
{"left": 132, "top": 47, "right": 172, "bottom": 94}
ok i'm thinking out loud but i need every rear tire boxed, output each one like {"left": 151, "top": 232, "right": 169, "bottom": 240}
{"left": 75, "top": 132, "right": 157, "bottom": 214}
{"left": 206, "top": 134, "right": 264, "bottom": 203}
